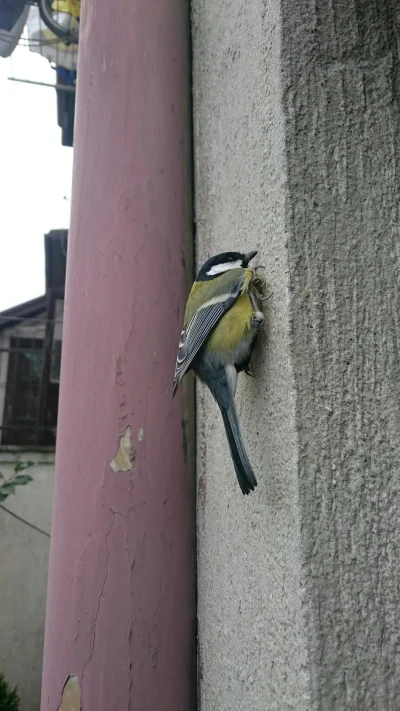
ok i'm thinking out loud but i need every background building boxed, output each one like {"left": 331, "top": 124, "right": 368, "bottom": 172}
{"left": 0, "top": 230, "right": 66, "bottom": 710}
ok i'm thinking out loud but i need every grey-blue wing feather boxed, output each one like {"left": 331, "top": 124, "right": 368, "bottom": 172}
{"left": 172, "top": 279, "right": 243, "bottom": 396}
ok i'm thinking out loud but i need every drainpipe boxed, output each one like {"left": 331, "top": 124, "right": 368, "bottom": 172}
{"left": 40, "top": 1, "right": 195, "bottom": 708}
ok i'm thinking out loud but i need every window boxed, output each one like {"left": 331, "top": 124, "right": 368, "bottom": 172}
{"left": 0, "top": 308, "right": 63, "bottom": 447}
{"left": 2, "top": 338, "right": 47, "bottom": 446}
{"left": 50, "top": 339, "right": 62, "bottom": 383}
{"left": 50, "top": 299, "right": 64, "bottom": 384}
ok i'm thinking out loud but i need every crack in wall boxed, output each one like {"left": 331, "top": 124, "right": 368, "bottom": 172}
{"left": 81, "top": 513, "right": 116, "bottom": 682}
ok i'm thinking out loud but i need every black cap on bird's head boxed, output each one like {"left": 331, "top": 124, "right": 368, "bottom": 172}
{"left": 196, "top": 250, "right": 258, "bottom": 282}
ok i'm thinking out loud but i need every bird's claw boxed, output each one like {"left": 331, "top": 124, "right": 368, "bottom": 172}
{"left": 251, "top": 311, "right": 264, "bottom": 329}
{"left": 253, "top": 289, "right": 272, "bottom": 301}
{"left": 251, "top": 272, "right": 267, "bottom": 290}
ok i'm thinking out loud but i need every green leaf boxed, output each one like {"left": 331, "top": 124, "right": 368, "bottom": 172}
{"left": 12, "top": 474, "right": 33, "bottom": 486}
{"left": 0, "top": 469, "right": 33, "bottom": 503}
{"left": 14, "top": 460, "right": 35, "bottom": 473}
{"left": 0, "top": 482, "right": 18, "bottom": 496}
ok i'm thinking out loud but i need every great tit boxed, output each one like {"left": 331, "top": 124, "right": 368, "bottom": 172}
{"left": 172, "top": 250, "right": 264, "bottom": 495}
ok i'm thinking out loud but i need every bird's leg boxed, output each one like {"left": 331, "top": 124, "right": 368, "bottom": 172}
{"left": 251, "top": 270, "right": 273, "bottom": 302}
{"left": 251, "top": 268, "right": 268, "bottom": 296}
{"left": 249, "top": 288, "right": 265, "bottom": 330}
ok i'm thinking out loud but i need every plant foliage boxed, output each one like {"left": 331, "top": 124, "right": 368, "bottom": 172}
{"left": 0, "top": 673, "right": 19, "bottom": 711}
{"left": 0, "top": 461, "right": 34, "bottom": 503}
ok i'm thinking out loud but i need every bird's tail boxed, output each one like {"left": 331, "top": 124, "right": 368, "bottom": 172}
{"left": 220, "top": 402, "right": 257, "bottom": 495}
{"left": 199, "top": 363, "right": 257, "bottom": 495}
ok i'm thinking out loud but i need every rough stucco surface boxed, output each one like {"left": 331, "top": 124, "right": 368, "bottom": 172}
{"left": 282, "top": 1, "right": 400, "bottom": 709}
{"left": 194, "top": 0, "right": 400, "bottom": 709}
{"left": 192, "top": 1, "right": 310, "bottom": 709}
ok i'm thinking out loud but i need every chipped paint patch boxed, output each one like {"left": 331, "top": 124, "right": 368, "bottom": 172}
{"left": 58, "top": 675, "right": 81, "bottom": 711}
{"left": 138, "top": 426, "right": 144, "bottom": 442}
{"left": 110, "top": 425, "right": 135, "bottom": 472}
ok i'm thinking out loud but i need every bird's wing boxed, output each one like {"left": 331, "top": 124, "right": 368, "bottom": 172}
{"left": 172, "top": 275, "right": 244, "bottom": 396}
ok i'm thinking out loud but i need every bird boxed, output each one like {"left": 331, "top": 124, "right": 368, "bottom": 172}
{"left": 172, "top": 250, "right": 265, "bottom": 495}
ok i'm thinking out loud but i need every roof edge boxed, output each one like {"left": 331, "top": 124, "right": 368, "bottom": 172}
{"left": 0, "top": 294, "right": 47, "bottom": 332}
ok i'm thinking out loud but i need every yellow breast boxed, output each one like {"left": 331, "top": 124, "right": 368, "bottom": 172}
{"left": 206, "top": 292, "right": 253, "bottom": 353}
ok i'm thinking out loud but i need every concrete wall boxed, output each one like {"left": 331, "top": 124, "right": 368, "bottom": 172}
{"left": 0, "top": 451, "right": 54, "bottom": 711}
{"left": 193, "top": 0, "right": 400, "bottom": 709}
{"left": 192, "top": 1, "right": 310, "bottom": 708}
{"left": 283, "top": 2, "right": 400, "bottom": 708}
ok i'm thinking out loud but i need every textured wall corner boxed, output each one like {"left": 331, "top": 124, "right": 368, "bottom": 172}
{"left": 283, "top": 1, "right": 400, "bottom": 708}
{"left": 192, "top": 1, "right": 310, "bottom": 709}
{"left": 193, "top": 0, "right": 400, "bottom": 709}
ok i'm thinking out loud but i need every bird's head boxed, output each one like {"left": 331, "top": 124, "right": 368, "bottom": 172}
{"left": 196, "top": 250, "right": 258, "bottom": 281}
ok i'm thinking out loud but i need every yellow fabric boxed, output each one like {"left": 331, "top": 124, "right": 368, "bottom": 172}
{"left": 52, "top": 0, "right": 80, "bottom": 19}
{"left": 41, "top": 28, "right": 77, "bottom": 52}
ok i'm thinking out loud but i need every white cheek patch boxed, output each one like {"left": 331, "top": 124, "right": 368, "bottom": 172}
{"left": 207, "top": 260, "right": 243, "bottom": 276}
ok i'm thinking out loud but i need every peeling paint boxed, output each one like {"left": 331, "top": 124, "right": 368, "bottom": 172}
{"left": 110, "top": 425, "right": 135, "bottom": 472}
{"left": 138, "top": 426, "right": 144, "bottom": 442}
{"left": 58, "top": 675, "right": 81, "bottom": 711}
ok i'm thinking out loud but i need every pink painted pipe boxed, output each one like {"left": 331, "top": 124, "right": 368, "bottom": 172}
{"left": 40, "top": 1, "right": 195, "bottom": 708}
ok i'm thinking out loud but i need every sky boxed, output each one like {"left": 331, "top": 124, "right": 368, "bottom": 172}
{"left": 0, "top": 41, "right": 73, "bottom": 311}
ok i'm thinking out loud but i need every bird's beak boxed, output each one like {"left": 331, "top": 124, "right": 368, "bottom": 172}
{"left": 243, "top": 250, "right": 258, "bottom": 266}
